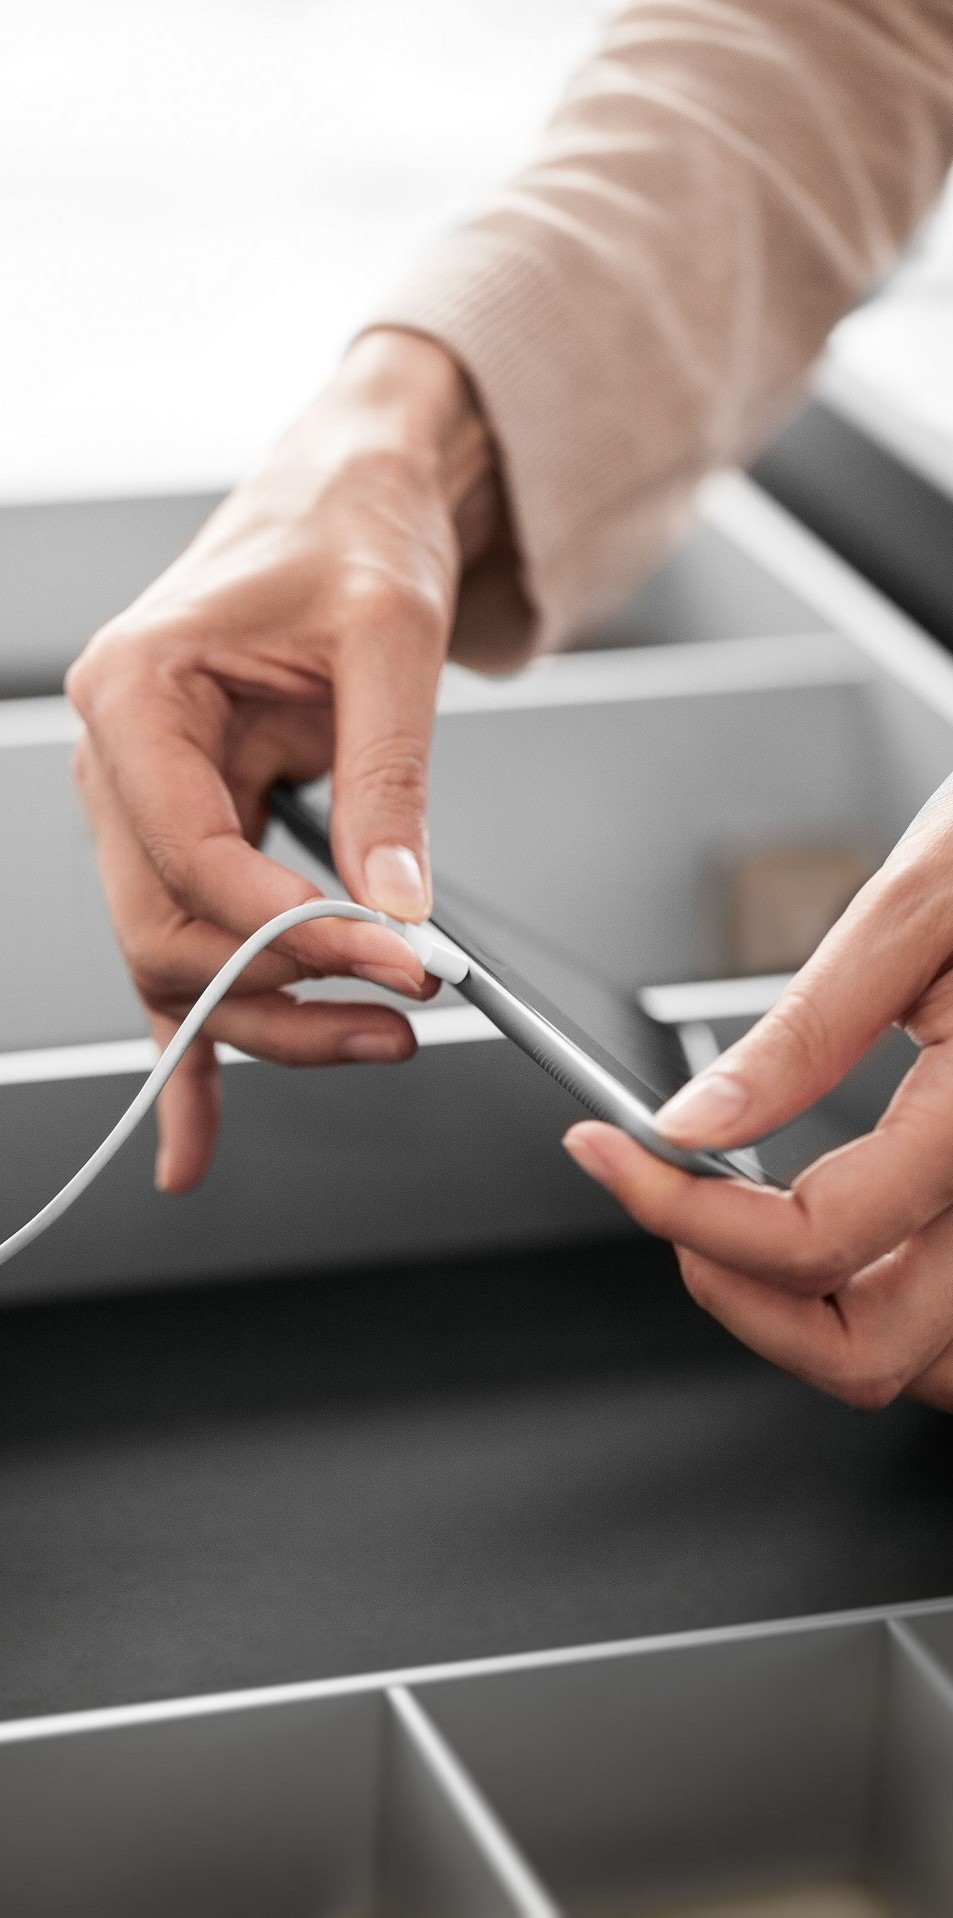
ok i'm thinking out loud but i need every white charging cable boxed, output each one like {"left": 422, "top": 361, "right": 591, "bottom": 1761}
{"left": 0, "top": 898, "right": 469, "bottom": 1273}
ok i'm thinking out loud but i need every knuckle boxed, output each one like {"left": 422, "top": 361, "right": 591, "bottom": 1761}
{"left": 633, "top": 1187, "right": 678, "bottom": 1244}
{"left": 883, "top": 835, "right": 945, "bottom": 909}
{"left": 124, "top": 938, "right": 185, "bottom": 1010}
{"left": 148, "top": 848, "right": 187, "bottom": 909}
{"left": 344, "top": 733, "right": 429, "bottom": 810}
{"left": 146, "top": 827, "right": 240, "bottom": 922}
{"left": 338, "top": 567, "right": 446, "bottom": 646}
{"left": 401, "top": 581, "right": 448, "bottom": 645}
{"left": 787, "top": 1234, "right": 854, "bottom": 1294}
{"left": 337, "top": 569, "right": 405, "bottom": 627}
{"left": 142, "top": 830, "right": 201, "bottom": 913}
{"left": 129, "top": 962, "right": 175, "bottom": 1011}
{"left": 66, "top": 622, "right": 130, "bottom": 711}
{"left": 830, "top": 1354, "right": 903, "bottom": 1413}
{"left": 769, "top": 985, "right": 835, "bottom": 1079}
{"left": 678, "top": 1251, "right": 716, "bottom": 1314}
{"left": 64, "top": 654, "right": 93, "bottom": 717}
{"left": 844, "top": 1373, "right": 902, "bottom": 1413}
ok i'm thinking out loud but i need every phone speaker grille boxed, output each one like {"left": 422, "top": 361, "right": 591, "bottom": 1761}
{"left": 532, "top": 1047, "right": 611, "bottom": 1122}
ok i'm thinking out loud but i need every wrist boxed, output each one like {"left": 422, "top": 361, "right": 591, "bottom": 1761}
{"left": 339, "top": 328, "right": 500, "bottom": 565}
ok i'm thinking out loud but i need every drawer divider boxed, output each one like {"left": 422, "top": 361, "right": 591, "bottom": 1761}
{"left": 379, "top": 1683, "right": 561, "bottom": 1917}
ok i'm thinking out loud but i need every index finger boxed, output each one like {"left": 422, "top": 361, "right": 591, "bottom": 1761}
{"left": 655, "top": 855, "right": 953, "bottom": 1153}
{"left": 75, "top": 666, "right": 426, "bottom": 985}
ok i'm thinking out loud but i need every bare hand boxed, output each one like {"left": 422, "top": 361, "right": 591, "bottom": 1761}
{"left": 67, "top": 330, "right": 499, "bottom": 1192}
{"left": 564, "top": 779, "right": 953, "bottom": 1413}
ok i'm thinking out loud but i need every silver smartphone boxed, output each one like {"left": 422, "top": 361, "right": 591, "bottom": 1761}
{"left": 270, "top": 782, "right": 776, "bottom": 1187}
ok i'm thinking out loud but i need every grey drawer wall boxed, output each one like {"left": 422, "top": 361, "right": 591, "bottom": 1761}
{"left": 0, "top": 491, "right": 823, "bottom": 698}
{"left": 5, "top": 1602, "right": 953, "bottom": 1915}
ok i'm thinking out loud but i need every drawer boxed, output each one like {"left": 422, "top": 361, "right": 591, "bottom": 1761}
{"left": 3, "top": 1600, "right": 953, "bottom": 1915}
{"left": 0, "top": 472, "right": 823, "bottom": 700}
{"left": 0, "top": 478, "right": 951, "bottom": 1299}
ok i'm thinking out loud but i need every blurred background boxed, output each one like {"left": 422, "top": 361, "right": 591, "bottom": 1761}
{"left": 3, "top": 0, "right": 952, "bottom": 508}
{"left": 2, "top": 0, "right": 599, "bottom": 501}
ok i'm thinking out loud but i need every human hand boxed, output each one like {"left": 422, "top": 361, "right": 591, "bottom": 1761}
{"left": 564, "top": 779, "right": 953, "bottom": 1413}
{"left": 67, "top": 329, "right": 500, "bottom": 1192}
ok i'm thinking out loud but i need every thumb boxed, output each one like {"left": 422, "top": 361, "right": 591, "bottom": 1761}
{"left": 654, "top": 862, "right": 945, "bottom": 1150}
{"left": 329, "top": 588, "right": 447, "bottom": 923}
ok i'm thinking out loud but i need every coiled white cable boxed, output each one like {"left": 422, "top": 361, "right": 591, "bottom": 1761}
{"left": 0, "top": 898, "right": 468, "bottom": 1273}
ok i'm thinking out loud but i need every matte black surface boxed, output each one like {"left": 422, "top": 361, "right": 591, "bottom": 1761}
{"left": 753, "top": 400, "right": 953, "bottom": 653}
{"left": 1, "top": 1239, "right": 952, "bottom": 1722}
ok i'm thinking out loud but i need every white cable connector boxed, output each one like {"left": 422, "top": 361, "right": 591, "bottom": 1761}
{"left": 0, "top": 898, "right": 470, "bottom": 1273}
{"left": 384, "top": 917, "right": 471, "bottom": 986}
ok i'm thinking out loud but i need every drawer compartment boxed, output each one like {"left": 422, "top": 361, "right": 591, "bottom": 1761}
{"left": 6, "top": 1603, "right": 953, "bottom": 1915}
{"left": 414, "top": 1614, "right": 953, "bottom": 1916}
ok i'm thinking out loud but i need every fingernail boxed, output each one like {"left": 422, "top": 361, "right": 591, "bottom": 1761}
{"left": 562, "top": 1124, "right": 609, "bottom": 1181}
{"left": 154, "top": 1150, "right": 171, "bottom": 1193}
{"left": 364, "top": 844, "right": 429, "bottom": 920}
{"left": 654, "top": 1071, "right": 747, "bottom": 1143}
{"left": 340, "top": 1030, "right": 412, "bottom": 1063}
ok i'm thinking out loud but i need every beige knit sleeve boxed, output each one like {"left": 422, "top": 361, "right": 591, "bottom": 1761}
{"left": 371, "top": 0, "right": 953, "bottom": 659}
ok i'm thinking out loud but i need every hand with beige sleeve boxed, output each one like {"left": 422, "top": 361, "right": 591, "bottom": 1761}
{"left": 68, "top": 0, "right": 953, "bottom": 1419}
{"left": 373, "top": 0, "right": 953, "bottom": 1411}
{"left": 67, "top": 328, "right": 509, "bottom": 1193}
